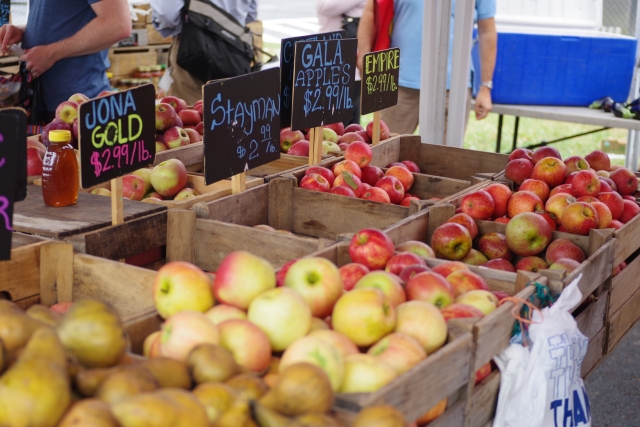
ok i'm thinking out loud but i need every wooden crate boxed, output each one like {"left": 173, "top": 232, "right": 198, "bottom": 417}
{"left": 142, "top": 174, "right": 264, "bottom": 210}
{"left": 147, "top": 24, "right": 172, "bottom": 45}
{"left": 606, "top": 248, "right": 640, "bottom": 353}
{"left": 307, "top": 240, "right": 537, "bottom": 426}
{"left": 370, "top": 135, "right": 509, "bottom": 181}
{"left": 154, "top": 142, "right": 205, "bottom": 172}
{"left": 108, "top": 46, "right": 158, "bottom": 77}
{"left": 1, "top": 234, "right": 48, "bottom": 308}
{"left": 575, "top": 285, "right": 609, "bottom": 379}
{"left": 611, "top": 211, "right": 640, "bottom": 267}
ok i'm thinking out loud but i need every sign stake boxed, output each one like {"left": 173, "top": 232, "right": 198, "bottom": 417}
{"left": 111, "top": 177, "right": 124, "bottom": 226}
{"left": 310, "top": 126, "right": 323, "bottom": 166}
{"left": 231, "top": 172, "right": 246, "bottom": 194}
{"left": 372, "top": 111, "right": 381, "bottom": 146}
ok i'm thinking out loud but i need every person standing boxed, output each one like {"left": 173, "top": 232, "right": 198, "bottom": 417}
{"left": 151, "top": 0, "right": 258, "bottom": 105}
{"left": 316, "top": 0, "right": 366, "bottom": 126}
{"left": 0, "top": 0, "right": 131, "bottom": 118}
{"left": 357, "top": 0, "right": 497, "bottom": 136}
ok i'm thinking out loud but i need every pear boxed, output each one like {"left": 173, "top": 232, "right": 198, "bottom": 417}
{"left": 156, "top": 388, "right": 210, "bottom": 427}
{"left": 351, "top": 405, "right": 407, "bottom": 427}
{"left": 187, "top": 344, "right": 241, "bottom": 384}
{"left": 250, "top": 400, "right": 290, "bottom": 427}
{"left": 111, "top": 392, "right": 181, "bottom": 427}
{"left": 0, "top": 327, "right": 71, "bottom": 427}
{"left": 192, "top": 382, "right": 238, "bottom": 423}
{"left": 213, "top": 399, "right": 253, "bottom": 427}
{"left": 226, "top": 373, "right": 269, "bottom": 400}
{"left": 96, "top": 365, "right": 159, "bottom": 404}
{"left": 74, "top": 366, "right": 118, "bottom": 397}
{"left": 145, "top": 357, "right": 192, "bottom": 389}
{"left": 263, "top": 363, "right": 333, "bottom": 416}
{"left": 0, "top": 338, "right": 5, "bottom": 374}
{"left": 290, "top": 413, "right": 345, "bottom": 427}
{"left": 26, "top": 304, "right": 62, "bottom": 326}
{"left": 58, "top": 399, "right": 120, "bottom": 427}
{"left": 0, "top": 309, "right": 47, "bottom": 352}
{"left": 57, "top": 299, "right": 128, "bottom": 368}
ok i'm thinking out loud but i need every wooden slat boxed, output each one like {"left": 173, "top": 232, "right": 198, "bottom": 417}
{"left": 193, "top": 219, "right": 329, "bottom": 271}
{"left": 71, "top": 253, "right": 156, "bottom": 318}
{"left": 68, "top": 212, "right": 168, "bottom": 261}
{"left": 268, "top": 178, "right": 295, "bottom": 231}
{"left": 291, "top": 187, "right": 408, "bottom": 240}
{"left": 609, "top": 254, "right": 640, "bottom": 315}
{"left": 153, "top": 142, "right": 204, "bottom": 169}
{"left": 0, "top": 242, "right": 42, "bottom": 302}
{"left": 205, "top": 184, "right": 270, "bottom": 226}
{"left": 408, "top": 173, "right": 471, "bottom": 200}
{"left": 122, "top": 308, "right": 163, "bottom": 354}
{"left": 465, "top": 370, "right": 501, "bottom": 427}
{"left": 418, "top": 143, "right": 508, "bottom": 181}
{"left": 581, "top": 328, "right": 606, "bottom": 379}
{"left": 575, "top": 287, "right": 609, "bottom": 339}
{"left": 166, "top": 210, "right": 197, "bottom": 264}
{"left": 13, "top": 185, "right": 166, "bottom": 239}
{"left": 247, "top": 154, "right": 309, "bottom": 182}
{"left": 384, "top": 209, "right": 430, "bottom": 245}
{"left": 566, "top": 240, "right": 615, "bottom": 301}
{"left": 39, "top": 242, "right": 74, "bottom": 306}
{"left": 613, "top": 213, "right": 640, "bottom": 266}
{"left": 428, "top": 399, "right": 466, "bottom": 427}
{"left": 607, "top": 285, "right": 640, "bottom": 352}
{"left": 10, "top": 233, "right": 46, "bottom": 249}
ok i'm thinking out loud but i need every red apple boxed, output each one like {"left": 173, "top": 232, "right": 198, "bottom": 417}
{"left": 431, "top": 261, "right": 469, "bottom": 278}
{"left": 431, "top": 223, "right": 473, "bottom": 261}
{"left": 495, "top": 217, "right": 511, "bottom": 224}
{"left": 400, "top": 195, "right": 420, "bottom": 207}
{"left": 597, "top": 192, "right": 624, "bottom": 220}
{"left": 178, "top": 109, "right": 202, "bottom": 127}
{"left": 375, "top": 176, "right": 405, "bottom": 204}
{"left": 385, "top": 252, "right": 427, "bottom": 275}
{"left": 405, "top": 272, "right": 455, "bottom": 308}
{"left": 401, "top": 160, "right": 421, "bottom": 173}
{"left": 345, "top": 123, "right": 365, "bottom": 133}
{"left": 385, "top": 166, "right": 414, "bottom": 192}
{"left": 360, "top": 186, "right": 391, "bottom": 203}
{"left": 609, "top": 219, "right": 624, "bottom": 229}
{"left": 532, "top": 146, "right": 562, "bottom": 164}
{"left": 446, "top": 213, "right": 479, "bottom": 239}
{"left": 329, "top": 186, "right": 356, "bottom": 198}
{"left": 367, "top": 332, "right": 426, "bottom": 375}
{"left": 300, "top": 173, "right": 331, "bottom": 192}
{"left": 549, "top": 184, "right": 574, "bottom": 198}
{"left": 150, "top": 159, "right": 188, "bottom": 197}
{"left": 571, "top": 170, "right": 601, "bottom": 198}
{"left": 599, "top": 178, "right": 615, "bottom": 192}
{"left": 610, "top": 168, "right": 639, "bottom": 195}
{"left": 519, "top": 179, "right": 550, "bottom": 202}
{"left": 334, "top": 171, "right": 364, "bottom": 196}
{"left": 577, "top": 196, "right": 598, "bottom": 203}
{"left": 333, "top": 159, "right": 362, "bottom": 179}
{"left": 508, "top": 148, "right": 533, "bottom": 162}
{"left": 545, "top": 193, "right": 577, "bottom": 224}
{"left": 160, "top": 96, "right": 187, "bottom": 113}
{"left": 349, "top": 228, "right": 395, "bottom": 270}
{"left": 561, "top": 202, "right": 599, "bottom": 235}
{"left": 549, "top": 258, "right": 581, "bottom": 274}
{"left": 215, "top": 251, "right": 276, "bottom": 310}
{"left": 395, "top": 240, "right": 436, "bottom": 260}
{"left": 41, "top": 119, "right": 72, "bottom": 146}
{"left": 394, "top": 300, "right": 447, "bottom": 354}
{"left": 387, "top": 162, "right": 407, "bottom": 169}
{"left": 159, "top": 311, "right": 219, "bottom": 361}
{"left": 68, "top": 93, "right": 89, "bottom": 105}
{"left": 461, "top": 249, "right": 489, "bottom": 266}
{"left": 324, "top": 122, "right": 345, "bottom": 136}
{"left": 339, "top": 263, "right": 370, "bottom": 291}
{"left": 531, "top": 157, "right": 567, "bottom": 188}
{"left": 505, "top": 159, "right": 534, "bottom": 185}
{"left": 284, "top": 257, "right": 344, "bottom": 318}
{"left": 619, "top": 199, "right": 640, "bottom": 223}
{"left": 195, "top": 122, "right": 204, "bottom": 135}
{"left": 545, "top": 238, "right": 585, "bottom": 265}
{"left": 477, "top": 232, "right": 513, "bottom": 260}
{"left": 354, "top": 271, "right": 406, "bottom": 307}
{"left": 288, "top": 140, "right": 310, "bottom": 156}
{"left": 164, "top": 126, "right": 190, "bottom": 149}
{"left": 55, "top": 101, "right": 79, "bottom": 125}
{"left": 183, "top": 128, "right": 202, "bottom": 144}
{"left": 398, "top": 265, "right": 431, "bottom": 283}
{"left": 280, "top": 128, "right": 305, "bottom": 152}
{"left": 536, "top": 210, "right": 558, "bottom": 231}
{"left": 461, "top": 191, "right": 495, "bottom": 220}
{"left": 564, "top": 172, "right": 577, "bottom": 185}
{"left": 591, "top": 201, "right": 612, "bottom": 228}
{"left": 440, "top": 303, "right": 484, "bottom": 321}
{"left": 482, "top": 258, "right": 516, "bottom": 272}
{"left": 505, "top": 212, "right": 552, "bottom": 256}
{"left": 585, "top": 150, "right": 611, "bottom": 172}
{"left": 26, "top": 146, "right": 43, "bottom": 176}
{"left": 446, "top": 270, "right": 489, "bottom": 297}
{"left": 155, "top": 103, "right": 178, "bottom": 131}
{"left": 345, "top": 141, "right": 373, "bottom": 168}
{"left": 305, "top": 166, "right": 335, "bottom": 186}
{"left": 564, "top": 156, "right": 590, "bottom": 174}
{"left": 515, "top": 256, "right": 549, "bottom": 272}
{"left": 276, "top": 260, "right": 296, "bottom": 287}
{"left": 366, "top": 119, "right": 390, "bottom": 141}
{"left": 356, "top": 130, "right": 372, "bottom": 144}
{"left": 338, "top": 132, "right": 365, "bottom": 145}
{"left": 507, "top": 191, "right": 544, "bottom": 218}
{"left": 122, "top": 174, "right": 147, "bottom": 201}
{"left": 218, "top": 319, "right": 271, "bottom": 372}
{"left": 361, "top": 166, "right": 385, "bottom": 186}
{"left": 475, "top": 362, "right": 493, "bottom": 385}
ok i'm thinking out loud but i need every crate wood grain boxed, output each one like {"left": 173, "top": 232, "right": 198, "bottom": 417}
{"left": 12, "top": 185, "right": 166, "bottom": 240}
{"left": 609, "top": 252, "right": 640, "bottom": 316}
{"left": 108, "top": 47, "right": 158, "bottom": 77}
{"left": 154, "top": 142, "right": 204, "bottom": 171}
{"left": 1, "top": 238, "right": 46, "bottom": 304}
{"left": 582, "top": 327, "right": 606, "bottom": 379}
{"left": 142, "top": 174, "right": 263, "bottom": 210}
{"left": 612, "top": 212, "right": 640, "bottom": 266}
{"left": 607, "top": 284, "right": 640, "bottom": 353}
{"left": 370, "top": 135, "right": 508, "bottom": 181}
{"left": 464, "top": 370, "right": 501, "bottom": 427}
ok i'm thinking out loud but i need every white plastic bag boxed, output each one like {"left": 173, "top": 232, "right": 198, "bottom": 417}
{"left": 493, "top": 275, "right": 592, "bottom": 427}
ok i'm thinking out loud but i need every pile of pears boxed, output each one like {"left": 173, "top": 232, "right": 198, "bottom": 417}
{"left": 0, "top": 299, "right": 409, "bottom": 427}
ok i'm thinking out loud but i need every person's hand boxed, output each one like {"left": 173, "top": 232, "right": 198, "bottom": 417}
{"left": 20, "top": 45, "right": 60, "bottom": 78}
{"left": 475, "top": 86, "right": 492, "bottom": 120}
{"left": 0, "top": 25, "right": 24, "bottom": 55}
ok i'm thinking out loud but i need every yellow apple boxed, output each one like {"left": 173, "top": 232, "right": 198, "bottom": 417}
{"left": 394, "top": 301, "right": 447, "bottom": 354}
{"left": 455, "top": 290, "right": 499, "bottom": 315}
{"left": 340, "top": 354, "right": 397, "bottom": 393}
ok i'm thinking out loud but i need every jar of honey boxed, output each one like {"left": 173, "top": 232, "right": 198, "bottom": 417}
{"left": 42, "top": 130, "right": 79, "bottom": 207}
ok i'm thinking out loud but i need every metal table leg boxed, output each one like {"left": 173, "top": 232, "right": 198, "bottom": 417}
{"left": 511, "top": 117, "right": 520, "bottom": 152}
{"left": 496, "top": 114, "right": 503, "bottom": 153}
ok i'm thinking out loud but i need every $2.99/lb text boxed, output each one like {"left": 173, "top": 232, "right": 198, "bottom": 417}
{"left": 90, "top": 140, "right": 151, "bottom": 178}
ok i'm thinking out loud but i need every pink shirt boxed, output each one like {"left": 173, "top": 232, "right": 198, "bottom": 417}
{"left": 316, "top": 0, "right": 365, "bottom": 32}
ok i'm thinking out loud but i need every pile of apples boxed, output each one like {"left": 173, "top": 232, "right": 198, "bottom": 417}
{"left": 154, "top": 96, "right": 204, "bottom": 152}
{"left": 89, "top": 159, "right": 194, "bottom": 202}
{"left": 299, "top": 149, "right": 423, "bottom": 206}
{"left": 279, "top": 119, "right": 391, "bottom": 156}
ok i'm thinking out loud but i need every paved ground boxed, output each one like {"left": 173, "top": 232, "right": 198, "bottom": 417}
{"left": 586, "top": 320, "right": 640, "bottom": 426}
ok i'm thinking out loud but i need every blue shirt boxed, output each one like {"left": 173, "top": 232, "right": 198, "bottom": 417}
{"left": 391, "top": 0, "right": 496, "bottom": 90}
{"left": 22, "top": 0, "right": 110, "bottom": 111}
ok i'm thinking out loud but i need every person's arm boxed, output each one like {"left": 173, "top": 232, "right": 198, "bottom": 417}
{"left": 316, "top": 0, "right": 366, "bottom": 18}
{"left": 20, "top": 0, "right": 131, "bottom": 78}
{"left": 0, "top": 25, "right": 25, "bottom": 55}
{"left": 474, "top": 17, "right": 496, "bottom": 120}
{"left": 356, "top": 0, "right": 375, "bottom": 74}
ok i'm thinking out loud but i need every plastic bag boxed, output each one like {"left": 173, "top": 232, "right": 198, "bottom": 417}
{"left": 493, "top": 275, "right": 591, "bottom": 427}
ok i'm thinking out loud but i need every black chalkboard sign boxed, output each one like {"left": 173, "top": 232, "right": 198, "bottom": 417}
{"left": 280, "top": 31, "right": 344, "bottom": 129}
{"left": 0, "top": 0, "right": 10, "bottom": 26}
{"left": 0, "top": 108, "right": 27, "bottom": 260}
{"left": 203, "top": 67, "right": 281, "bottom": 184}
{"left": 291, "top": 38, "right": 358, "bottom": 131}
{"left": 361, "top": 48, "right": 400, "bottom": 115}
{"left": 78, "top": 84, "right": 156, "bottom": 188}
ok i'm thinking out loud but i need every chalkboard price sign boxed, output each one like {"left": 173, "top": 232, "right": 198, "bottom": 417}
{"left": 361, "top": 48, "right": 400, "bottom": 115}
{"left": 291, "top": 38, "right": 358, "bottom": 131}
{"left": 280, "top": 31, "right": 344, "bottom": 129}
{"left": 0, "top": 108, "right": 27, "bottom": 260}
{"left": 0, "top": 0, "right": 10, "bottom": 26}
{"left": 203, "top": 67, "right": 281, "bottom": 185}
{"left": 78, "top": 84, "right": 156, "bottom": 188}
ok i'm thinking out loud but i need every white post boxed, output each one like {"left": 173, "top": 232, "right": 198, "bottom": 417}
{"left": 625, "top": 0, "right": 640, "bottom": 170}
{"left": 446, "top": 0, "right": 476, "bottom": 148}
{"left": 434, "top": 0, "right": 453, "bottom": 145}
{"left": 418, "top": 0, "right": 442, "bottom": 144}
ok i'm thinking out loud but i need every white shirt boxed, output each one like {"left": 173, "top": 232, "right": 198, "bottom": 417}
{"left": 316, "top": 0, "right": 365, "bottom": 32}
{"left": 151, "top": 0, "right": 258, "bottom": 37}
